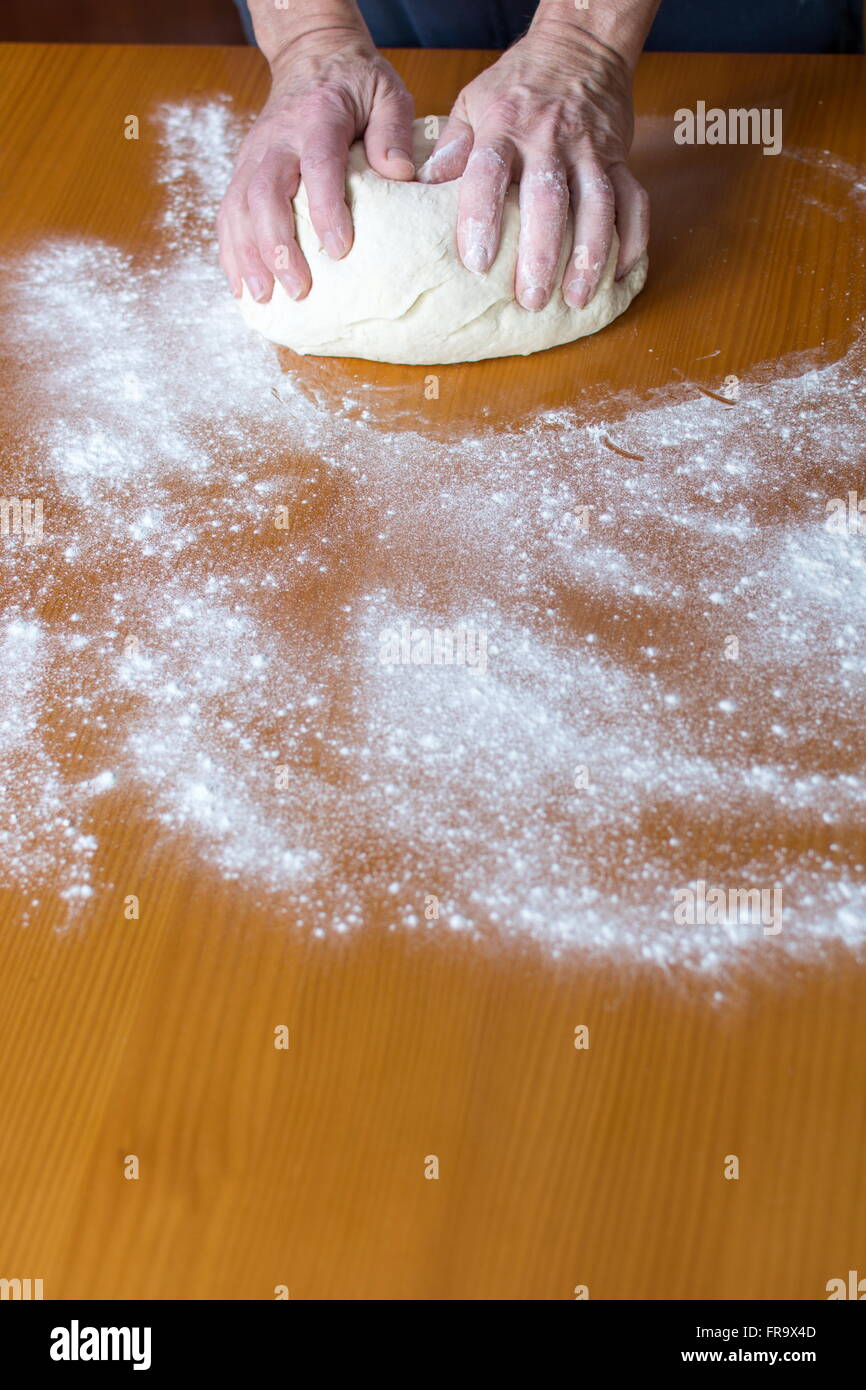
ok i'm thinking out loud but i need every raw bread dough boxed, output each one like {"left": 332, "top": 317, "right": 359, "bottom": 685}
{"left": 238, "top": 118, "right": 648, "bottom": 365}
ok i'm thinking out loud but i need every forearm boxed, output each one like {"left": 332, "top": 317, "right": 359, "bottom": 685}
{"left": 532, "top": 0, "right": 661, "bottom": 74}
{"left": 247, "top": 0, "right": 372, "bottom": 68}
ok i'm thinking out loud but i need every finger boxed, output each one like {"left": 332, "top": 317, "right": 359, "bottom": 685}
{"left": 246, "top": 147, "right": 311, "bottom": 300}
{"left": 562, "top": 160, "right": 615, "bottom": 310}
{"left": 219, "top": 161, "right": 260, "bottom": 298}
{"left": 416, "top": 114, "right": 473, "bottom": 184}
{"left": 608, "top": 162, "right": 650, "bottom": 280}
{"left": 217, "top": 208, "right": 243, "bottom": 298}
{"left": 515, "top": 159, "right": 569, "bottom": 311}
{"left": 457, "top": 137, "right": 515, "bottom": 274}
{"left": 300, "top": 121, "right": 354, "bottom": 260}
{"left": 364, "top": 85, "right": 416, "bottom": 180}
{"left": 219, "top": 160, "right": 275, "bottom": 302}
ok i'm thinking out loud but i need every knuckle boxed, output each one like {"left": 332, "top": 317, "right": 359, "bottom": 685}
{"left": 235, "top": 241, "right": 264, "bottom": 271}
{"left": 301, "top": 147, "right": 340, "bottom": 179}
{"left": 220, "top": 186, "right": 246, "bottom": 218}
{"left": 590, "top": 189, "right": 616, "bottom": 222}
{"left": 634, "top": 186, "right": 651, "bottom": 227}
{"left": 573, "top": 232, "right": 611, "bottom": 277}
{"left": 586, "top": 169, "right": 615, "bottom": 209}
{"left": 522, "top": 256, "right": 559, "bottom": 286}
{"left": 486, "top": 96, "right": 521, "bottom": 131}
{"left": 299, "top": 84, "right": 352, "bottom": 125}
{"left": 465, "top": 142, "right": 511, "bottom": 187}
{"left": 380, "top": 83, "right": 413, "bottom": 117}
{"left": 528, "top": 112, "right": 564, "bottom": 148}
{"left": 246, "top": 174, "right": 273, "bottom": 212}
{"left": 264, "top": 112, "right": 301, "bottom": 148}
{"left": 524, "top": 164, "right": 569, "bottom": 208}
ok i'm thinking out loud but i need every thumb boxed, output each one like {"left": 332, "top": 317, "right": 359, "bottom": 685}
{"left": 364, "top": 86, "right": 416, "bottom": 180}
{"left": 416, "top": 114, "right": 473, "bottom": 184}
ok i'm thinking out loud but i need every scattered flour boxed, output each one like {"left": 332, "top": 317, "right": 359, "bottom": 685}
{"left": 1, "top": 98, "right": 865, "bottom": 973}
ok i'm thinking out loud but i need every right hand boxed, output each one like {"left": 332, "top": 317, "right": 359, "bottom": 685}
{"left": 218, "top": 37, "right": 415, "bottom": 303}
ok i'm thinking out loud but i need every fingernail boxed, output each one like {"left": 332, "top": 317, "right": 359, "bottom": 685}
{"left": 565, "top": 277, "right": 592, "bottom": 309}
{"left": 387, "top": 147, "right": 414, "bottom": 171}
{"left": 520, "top": 286, "right": 547, "bottom": 312}
{"left": 323, "top": 230, "right": 348, "bottom": 258}
{"left": 247, "top": 275, "right": 270, "bottom": 302}
{"left": 462, "top": 243, "right": 489, "bottom": 275}
{"left": 616, "top": 259, "right": 637, "bottom": 283}
{"left": 278, "top": 273, "right": 303, "bottom": 300}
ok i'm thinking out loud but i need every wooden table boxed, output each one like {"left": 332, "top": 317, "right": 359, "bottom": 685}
{"left": 0, "top": 42, "right": 864, "bottom": 1301}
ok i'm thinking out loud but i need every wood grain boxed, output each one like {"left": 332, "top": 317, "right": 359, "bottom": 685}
{"left": 0, "top": 43, "right": 865, "bottom": 1300}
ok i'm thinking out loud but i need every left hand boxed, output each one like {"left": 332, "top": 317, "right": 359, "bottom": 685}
{"left": 417, "top": 18, "right": 649, "bottom": 312}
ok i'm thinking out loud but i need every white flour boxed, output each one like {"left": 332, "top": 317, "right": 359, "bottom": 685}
{"left": 1, "top": 99, "right": 865, "bottom": 974}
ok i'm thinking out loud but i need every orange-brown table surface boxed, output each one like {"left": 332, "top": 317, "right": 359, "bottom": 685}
{"left": 0, "top": 43, "right": 864, "bottom": 1300}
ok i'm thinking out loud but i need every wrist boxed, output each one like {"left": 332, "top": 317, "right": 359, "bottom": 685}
{"left": 530, "top": 0, "right": 659, "bottom": 75}
{"left": 268, "top": 28, "right": 375, "bottom": 85}
{"left": 248, "top": 0, "right": 373, "bottom": 72}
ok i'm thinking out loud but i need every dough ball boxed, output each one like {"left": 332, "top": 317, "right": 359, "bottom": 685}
{"left": 238, "top": 118, "right": 647, "bottom": 365}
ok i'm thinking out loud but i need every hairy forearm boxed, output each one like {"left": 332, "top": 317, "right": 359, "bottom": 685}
{"left": 532, "top": 0, "right": 661, "bottom": 73}
{"left": 247, "top": 0, "right": 371, "bottom": 67}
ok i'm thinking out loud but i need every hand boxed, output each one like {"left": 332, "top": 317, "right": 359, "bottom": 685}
{"left": 218, "top": 35, "right": 414, "bottom": 303}
{"left": 417, "top": 16, "right": 649, "bottom": 312}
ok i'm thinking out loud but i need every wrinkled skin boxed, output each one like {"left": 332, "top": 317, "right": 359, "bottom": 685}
{"left": 218, "top": 39, "right": 414, "bottom": 302}
{"left": 418, "top": 25, "right": 649, "bottom": 310}
{"left": 218, "top": 23, "right": 649, "bottom": 313}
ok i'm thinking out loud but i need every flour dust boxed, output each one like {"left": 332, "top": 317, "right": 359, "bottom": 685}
{"left": 1, "top": 99, "right": 865, "bottom": 975}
